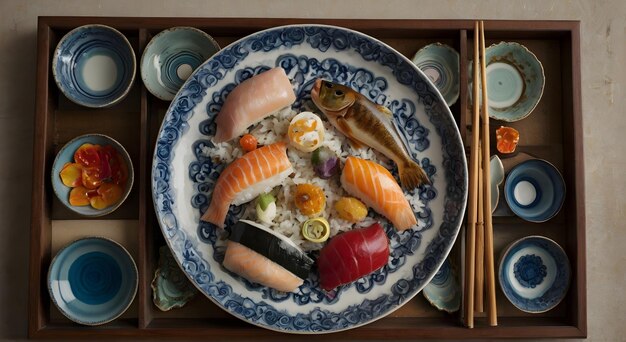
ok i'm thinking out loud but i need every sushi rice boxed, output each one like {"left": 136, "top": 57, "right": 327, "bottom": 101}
{"left": 202, "top": 106, "right": 426, "bottom": 251}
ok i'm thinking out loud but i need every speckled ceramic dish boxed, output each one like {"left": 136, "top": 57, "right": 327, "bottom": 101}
{"left": 483, "top": 42, "right": 545, "bottom": 122}
{"left": 422, "top": 258, "right": 461, "bottom": 313}
{"left": 499, "top": 236, "right": 570, "bottom": 313}
{"left": 48, "top": 237, "right": 138, "bottom": 325}
{"left": 141, "top": 27, "right": 220, "bottom": 101}
{"left": 412, "top": 43, "right": 460, "bottom": 106}
{"left": 53, "top": 24, "right": 136, "bottom": 108}
{"left": 51, "top": 134, "right": 134, "bottom": 217}
{"left": 504, "top": 159, "right": 565, "bottom": 222}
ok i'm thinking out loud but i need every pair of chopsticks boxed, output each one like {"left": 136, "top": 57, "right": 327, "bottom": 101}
{"left": 464, "top": 21, "right": 497, "bottom": 328}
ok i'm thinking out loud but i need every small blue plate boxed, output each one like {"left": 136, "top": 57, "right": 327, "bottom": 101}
{"left": 141, "top": 27, "right": 220, "bottom": 101}
{"left": 504, "top": 159, "right": 565, "bottom": 222}
{"left": 499, "top": 236, "right": 570, "bottom": 313}
{"left": 48, "top": 237, "right": 138, "bottom": 325}
{"left": 53, "top": 24, "right": 136, "bottom": 108}
{"left": 51, "top": 133, "right": 134, "bottom": 217}
{"left": 412, "top": 43, "right": 460, "bottom": 106}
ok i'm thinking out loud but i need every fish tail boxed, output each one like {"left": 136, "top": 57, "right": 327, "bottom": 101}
{"left": 399, "top": 160, "right": 431, "bottom": 189}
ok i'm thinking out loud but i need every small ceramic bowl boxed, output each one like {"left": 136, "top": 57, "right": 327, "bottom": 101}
{"left": 483, "top": 42, "right": 545, "bottom": 122}
{"left": 53, "top": 24, "right": 136, "bottom": 108}
{"left": 48, "top": 237, "right": 138, "bottom": 325}
{"left": 151, "top": 246, "right": 197, "bottom": 311}
{"left": 499, "top": 236, "right": 570, "bottom": 313}
{"left": 141, "top": 27, "right": 220, "bottom": 101}
{"left": 504, "top": 159, "right": 565, "bottom": 222}
{"left": 422, "top": 258, "right": 461, "bottom": 313}
{"left": 51, "top": 134, "right": 134, "bottom": 217}
{"left": 412, "top": 43, "right": 460, "bottom": 106}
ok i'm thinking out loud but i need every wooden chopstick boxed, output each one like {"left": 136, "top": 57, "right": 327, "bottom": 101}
{"left": 479, "top": 20, "right": 498, "bottom": 327}
{"left": 464, "top": 21, "right": 481, "bottom": 329}
{"left": 474, "top": 146, "right": 484, "bottom": 313}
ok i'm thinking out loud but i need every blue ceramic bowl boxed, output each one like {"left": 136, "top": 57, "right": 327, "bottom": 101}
{"left": 141, "top": 27, "right": 220, "bottom": 101}
{"left": 499, "top": 236, "right": 570, "bottom": 313}
{"left": 53, "top": 24, "right": 136, "bottom": 108}
{"left": 51, "top": 134, "right": 134, "bottom": 217}
{"left": 412, "top": 43, "right": 460, "bottom": 106}
{"left": 504, "top": 159, "right": 565, "bottom": 222}
{"left": 48, "top": 237, "right": 138, "bottom": 325}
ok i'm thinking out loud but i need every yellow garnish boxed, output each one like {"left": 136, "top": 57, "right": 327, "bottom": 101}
{"left": 301, "top": 217, "right": 330, "bottom": 243}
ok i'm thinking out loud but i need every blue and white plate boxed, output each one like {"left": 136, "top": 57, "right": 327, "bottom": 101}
{"left": 151, "top": 24, "right": 467, "bottom": 333}
{"left": 499, "top": 236, "right": 570, "bottom": 313}
{"left": 48, "top": 237, "right": 138, "bottom": 325}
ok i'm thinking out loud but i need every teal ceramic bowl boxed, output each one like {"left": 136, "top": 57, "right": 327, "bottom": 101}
{"left": 412, "top": 43, "right": 460, "bottom": 106}
{"left": 483, "top": 42, "right": 545, "bottom": 122}
{"left": 141, "top": 27, "right": 220, "bottom": 101}
{"left": 48, "top": 237, "right": 138, "bottom": 325}
{"left": 52, "top": 24, "right": 136, "bottom": 108}
{"left": 51, "top": 134, "right": 134, "bottom": 217}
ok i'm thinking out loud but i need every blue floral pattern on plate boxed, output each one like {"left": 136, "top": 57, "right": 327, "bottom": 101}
{"left": 152, "top": 25, "right": 467, "bottom": 333}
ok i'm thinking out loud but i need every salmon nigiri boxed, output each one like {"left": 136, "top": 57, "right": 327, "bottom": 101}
{"left": 213, "top": 67, "right": 296, "bottom": 143}
{"left": 201, "top": 142, "right": 293, "bottom": 228}
{"left": 340, "top": 157, "right": 417, "bottom": 231}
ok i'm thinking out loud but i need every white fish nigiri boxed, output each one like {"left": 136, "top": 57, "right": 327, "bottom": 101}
{"left": 213, "top": 67, "right": 296, "bottom": 143}
{"left": 201, "top": 142, "right": 293, "bottom": 228}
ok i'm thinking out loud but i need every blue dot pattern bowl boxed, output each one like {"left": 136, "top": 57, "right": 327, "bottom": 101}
{"left": 499, "top": 236, "right": 570, "bottom": 313}
{"left": 51, "top": 134, "right": 134, "bottom": 217}
{"left": 48, "top": 237, "right": 138, "bottom": 325}
{"left": 141, "top": 27, "right": 220, "bottom": 101}
{"left": 53, "top": 24, "right": 136, "bottom": 108}
{"left": 504, "top": 159, "right": 565, "bottom": 222}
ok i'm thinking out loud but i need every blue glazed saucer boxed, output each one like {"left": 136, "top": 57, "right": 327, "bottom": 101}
{"left": 412, "top": 43, "right": 460, "bottom": 106}
{"left": 48, "top": 237, "right": 138, "bottom": 325}
{"left": 504, "top": 159, "right": 565, "bottom": 222}
{"left": 53, "top": 24, "right": 136, "bottom": 108}
{"left": 422, "top": 258, "right": 461, "bottom": 313}
{"left": 141, "top": 27, "right": 220, "bottom": 101}
{"left": 499, "top": 236, "right": 570, "bottom": 313}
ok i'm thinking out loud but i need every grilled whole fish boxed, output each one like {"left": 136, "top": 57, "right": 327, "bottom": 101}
{"left": 311, "top": 79, "right": 430, "bottom": 189}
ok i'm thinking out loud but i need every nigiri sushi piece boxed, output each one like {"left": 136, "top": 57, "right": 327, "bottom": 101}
{"left": 213, "top": 67, "right": 296, "bottom": 143}
{"left": 341, "top": 157, "right": 417, "bottom": 231}
{"left": 223, "top": 220, "right": 314, "bottom": 292}
{"left": 317, "top": 222, "right": 389, "bottom": 291}
{"left": 201, "top": 142, "right": 293, "bottom": 228}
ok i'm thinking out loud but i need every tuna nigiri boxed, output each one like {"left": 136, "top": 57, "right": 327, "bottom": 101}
{"left": 317, "top": 222, "right": 389, "bottom": 291}
{"left": 341, "top": 157, "right": 417, "bottom": 231}
{"left": 201, "top": 142, "right": 293, "bottom": 228}
{"left": 224, "top": 220, "right": 314, "bottom": 292}
{"left": 213, "top": 67, "right": 296, "bottom": 143}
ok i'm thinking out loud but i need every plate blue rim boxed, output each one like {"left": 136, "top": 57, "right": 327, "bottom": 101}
{"left": 151, "top": 24, "right": 468, "bottom": 333}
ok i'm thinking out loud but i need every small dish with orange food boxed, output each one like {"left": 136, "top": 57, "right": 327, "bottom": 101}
{"left": 52, "top": 134, "right": 134, "bottom": 217}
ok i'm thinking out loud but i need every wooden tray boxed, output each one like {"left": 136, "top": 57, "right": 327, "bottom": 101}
{"left": 29, "top": 17, "right": 585, "bottom": 339}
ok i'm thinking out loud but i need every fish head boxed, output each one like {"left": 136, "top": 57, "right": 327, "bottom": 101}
{"left": 311, "top": 79, "right": 356, "bottom": 115}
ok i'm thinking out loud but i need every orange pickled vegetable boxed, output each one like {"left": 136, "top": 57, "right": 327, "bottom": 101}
{"left": 90, "top": 183, "right": 124, "bottom": 210}
{"left": 294, "top": 183, "right": 326, "bottom": 216}
{"left": 496, "top": 126, "right": 520, "bottom": 154}
{"left": 81, "top": 166, "right": 103, "bottom": 190}
{"left": 239, "top": 134, "right": 258, "bottom": 153}
{"left": 60, "top": 163, "right": 83, "bottom": 187}
{"left": 69, "top": 186, "right": 93, "bottom": 206}
{"left": 74, "top": 143, "right": 101, "bottom": 168}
